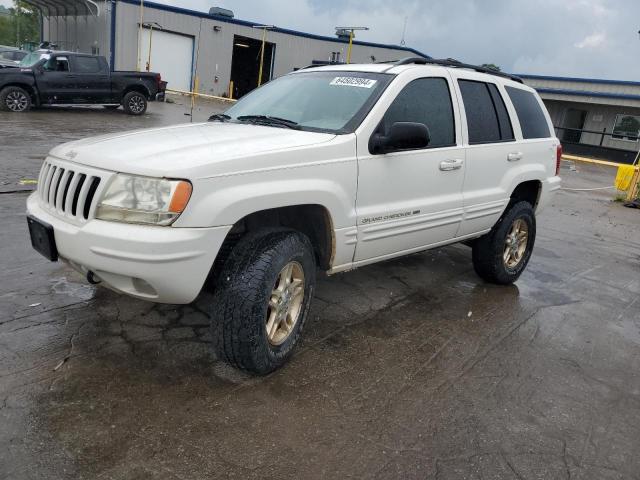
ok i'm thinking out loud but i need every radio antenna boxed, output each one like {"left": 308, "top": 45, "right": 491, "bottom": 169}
{"left": 400, "top": 16, "right": 407, "bottom": 46}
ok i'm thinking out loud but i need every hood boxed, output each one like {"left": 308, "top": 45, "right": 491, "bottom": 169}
{"left": 49, "top": 122, "right": 337, "bottom": 178}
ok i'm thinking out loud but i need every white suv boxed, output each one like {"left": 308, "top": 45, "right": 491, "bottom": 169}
{"left": 26, "top": 58, "right": 562, "bottom": 374}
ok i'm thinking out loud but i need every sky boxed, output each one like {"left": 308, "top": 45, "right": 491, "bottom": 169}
{"left": 3, "top": 0, "right": 640, "bottom": 80}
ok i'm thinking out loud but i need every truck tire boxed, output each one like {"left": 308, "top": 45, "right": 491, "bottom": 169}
{"left": 472, "top": 201, "right": 536, "bottom": 285}
{"left": 122, "top": 91, "right": 147, "bottom": 115}
{"left": 210, "top": 229, "right": 316, "bottom": 375}
{"left": 0, "top": 86, "right": 32, "bottom": 112}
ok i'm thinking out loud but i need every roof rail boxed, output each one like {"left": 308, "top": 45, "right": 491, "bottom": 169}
{"left": 382, "top": 57, "right": 523, "bottom": 83}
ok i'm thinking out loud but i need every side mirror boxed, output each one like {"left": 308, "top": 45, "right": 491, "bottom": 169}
{"left": 369, "top": 122, "right": 431, "bottom": 154}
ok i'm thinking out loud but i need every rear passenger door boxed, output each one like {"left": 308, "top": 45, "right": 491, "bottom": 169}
{"left": 452, "top": 76, "right": 520, "bottom": 236}
{"left": 354, "top": 73, "right": 466, "bottom": 262}
{"left": 68, "top": 55, "right": 112, "bottom": 103}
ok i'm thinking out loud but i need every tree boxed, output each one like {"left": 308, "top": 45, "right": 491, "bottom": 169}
{"left": 480, "top": 63, "right": 501, "bottom": 72}
{"left": 0, "top": 1, "right": 40, "bottom": 48}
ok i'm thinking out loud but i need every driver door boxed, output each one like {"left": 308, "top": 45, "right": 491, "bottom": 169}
{"left": 38, "top": 55, "right": 74, "bottom": 104}
{"left": 354, "top": 73, "right": 466, "bottom": 263}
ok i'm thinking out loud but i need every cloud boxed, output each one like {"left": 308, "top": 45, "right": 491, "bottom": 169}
{"left": 575, "top": 32, "right": 606, "bottom": 49}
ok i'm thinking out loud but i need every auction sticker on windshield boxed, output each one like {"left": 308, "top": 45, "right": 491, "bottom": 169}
{"left": 330, "top": 77, "right": 377, "bottom": 88}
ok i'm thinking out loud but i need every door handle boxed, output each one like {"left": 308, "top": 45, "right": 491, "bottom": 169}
{"left": 507, "top": 152, "right": 523, "bottom": 162}
{"left": 439, "top": 159, "right": 464, "bottom": 171}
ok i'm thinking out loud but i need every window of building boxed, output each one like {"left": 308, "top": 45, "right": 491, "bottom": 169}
{"left": 73, "top": 56, "right": 101, "bottom": 73}
{"left": 458, "top": 80, "right": 514, "bottom": 144}
{"left": 381, "top": 77, "right": 456, "bottom": 148}
{"left": 505, "top": 86, "right": 550, "bottom": 139}
{"left": 611, "top": 114, "right": 640, "bottom": 142}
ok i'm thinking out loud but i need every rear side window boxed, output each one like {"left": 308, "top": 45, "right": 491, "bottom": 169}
{"left": 458, "top": 80, "right": 514, "bottom": 144}
{"left": 73, "top": 56, "right": 101, "bottom": 73}
{"left": 382, "top": 77, "right": 455, "bottom": 148}
{"left": 505, "top": 86, "right": 550, "bottom": 139}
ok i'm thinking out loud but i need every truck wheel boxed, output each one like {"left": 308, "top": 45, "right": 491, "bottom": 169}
{"left": 210, "top": 229, "right": 316, "bottom": 375}
{"left": 0, "top": 86, "right": 31, "bottom": 112}
{"left": 472, "top": 201, "right": 536, "bottom": 285}
{"left": 122, "top": 91, "right": 147, "bottom": 115}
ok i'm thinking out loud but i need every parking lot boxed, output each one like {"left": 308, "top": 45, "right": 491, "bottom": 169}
{"left": 1, "top": 100, "right": 640, "bottom": 479}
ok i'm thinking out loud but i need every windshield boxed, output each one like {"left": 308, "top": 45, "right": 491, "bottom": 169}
{"left": 19, "top": 52, "right": 50, "bottom": 68}
{"left": 223, "top": 70, "right": 392, "bottom": 133}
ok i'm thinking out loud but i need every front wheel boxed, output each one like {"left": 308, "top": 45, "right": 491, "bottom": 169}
{"left": 122, "top": 91, "right": 147, "bottom": 115}
{"left": 0, "top": 86, "right": 32, "bottom": 112}
{"left": 209, "top": 229, "right": 316, "bottom": 375}
{"left": 472, "top": 201, "right": 536, "bottom": 285}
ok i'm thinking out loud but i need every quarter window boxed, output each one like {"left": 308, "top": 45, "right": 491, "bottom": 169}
{"left": 458, "top": 80, "right": 514, "bottom": 144}
{"left": 381, "top": 77, "right": 456, "bottom": 148}
{"left": 505, "top": 86, "right": 551, "bottom": 139}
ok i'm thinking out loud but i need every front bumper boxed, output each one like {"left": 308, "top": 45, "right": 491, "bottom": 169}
{"left": 27, "top": 193, "right": 231, "bottom": 304}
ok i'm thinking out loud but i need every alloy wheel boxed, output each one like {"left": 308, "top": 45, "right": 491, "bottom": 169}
{"left": 503, "top": 218, "right": 529, "bottom": 269}
{"left": 266, "top": 261, "right": 305, "bottom": 345}
{"left": 6, "top": 91, "right": 28, "bottom": 112}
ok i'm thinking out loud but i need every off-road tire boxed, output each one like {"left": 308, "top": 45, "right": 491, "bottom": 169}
{"left": 210, "top": 229, "right": 316, "bottom": 375}
{"left": 472, "top": 201, "right": 536, "bottom": 285}
{"left": 0, "top": 86, "right": 32, "bottom": 112}
{"left": 122, "top": 91, "right": 147, "bottom": 115}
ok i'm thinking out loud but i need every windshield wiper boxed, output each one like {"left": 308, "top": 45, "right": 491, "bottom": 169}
{"left": 236, "top": 115, "right": 300, "bottom": 129}
{"left": 208, "top": 113, "right": 231, "bottom": 122}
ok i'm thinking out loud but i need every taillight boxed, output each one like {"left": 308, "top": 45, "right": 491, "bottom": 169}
{"left": 556, "top": 144, "right": 562, "bottom": 175}
{"left": 155, "top": 73, "right": 161, "bottom": 88}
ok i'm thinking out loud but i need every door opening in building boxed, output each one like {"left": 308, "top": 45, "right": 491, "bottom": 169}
{"left": 229, "top": 34, "right": 274, "bottom": 99}
{"left": 562, "top": 108, "right": 588, "bottom": 143}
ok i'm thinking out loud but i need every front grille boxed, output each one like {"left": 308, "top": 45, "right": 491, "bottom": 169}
{"left": 37, "top": 160, "right": 106, "bottom": 222}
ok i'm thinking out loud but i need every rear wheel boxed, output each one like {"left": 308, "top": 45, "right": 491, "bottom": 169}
{"left": 472, "top": 201, "right": 536, "bottom": 285}
{"left": 0, "top": 86, "right": 31, "bottom": 112}
{"left": 122, "top": 91, "right": 147, "bottom": 115}
{"left": 209, "top": 229, "right": 316, "bottom": 375}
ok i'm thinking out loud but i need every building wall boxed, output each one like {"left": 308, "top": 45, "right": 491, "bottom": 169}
{"left": 112, "top": 1, "right": 420, "bottom": 96}
{"left": 543, "top": 99, "right": 640, "bottom": 152}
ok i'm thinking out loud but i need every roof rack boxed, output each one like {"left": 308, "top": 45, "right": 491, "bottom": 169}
{"left": 382, "top": 57, "right": 523, "bottom": 83}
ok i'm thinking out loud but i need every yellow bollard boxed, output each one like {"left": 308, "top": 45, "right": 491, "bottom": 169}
{"left": 614, "top": 165, "right": 635, "bottom": 191}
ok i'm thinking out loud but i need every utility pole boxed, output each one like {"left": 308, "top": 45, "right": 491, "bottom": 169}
{"left": 335, "top": 27, "right": 369, "bottom": 64}
{"left": 252, "top": 25, "right": 274, "bottom": 87}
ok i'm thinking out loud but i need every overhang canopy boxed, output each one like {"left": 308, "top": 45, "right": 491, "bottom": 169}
{"left": 22, "top": 0, "right": 99, "bottom": 17}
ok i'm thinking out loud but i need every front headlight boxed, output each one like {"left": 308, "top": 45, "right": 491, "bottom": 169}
{"left": 95, "top": 174, "right": 192, "bottom": 226}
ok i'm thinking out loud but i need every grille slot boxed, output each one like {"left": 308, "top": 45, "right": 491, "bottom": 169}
{"left": 71, "top": 174, "right": 86, "bottom": 217}
{"left": 37, "top": 160, "right": 105, "bottom": 222}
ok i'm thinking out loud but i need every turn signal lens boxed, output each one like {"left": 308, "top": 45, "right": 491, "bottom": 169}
{"left": 556, "top": 144, "right": 563, "bottom": 175}
{"left": 169, "top": 181, "right": 192, "bottom": 213}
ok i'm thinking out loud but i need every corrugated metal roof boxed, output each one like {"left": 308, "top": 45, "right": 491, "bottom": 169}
{"left": 518, "top": 73, "right": 640, "bottom": 88}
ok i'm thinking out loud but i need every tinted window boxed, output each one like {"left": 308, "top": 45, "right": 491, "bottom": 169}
{"left": 73, "top": 56, "right": 101, "bottom": 73}
{"left": 459, "top": 80, "right": 503, "bottom": 144}
{"left": 381, "top": 77, "right": 455, "bottom": 148}
{"left": 505, "top": 86, "right": 550, "bottom": 139}
{"left": 487, "top": 84, "right": 514, "bottom": 140}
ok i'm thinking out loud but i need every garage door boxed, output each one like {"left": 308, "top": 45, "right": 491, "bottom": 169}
{"left": 140, "top": 29, "right": 193, "bottom": 91}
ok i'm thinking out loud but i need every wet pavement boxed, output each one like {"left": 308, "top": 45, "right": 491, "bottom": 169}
{"left": 1, "top": 104, "right": 640, "bottom": 479}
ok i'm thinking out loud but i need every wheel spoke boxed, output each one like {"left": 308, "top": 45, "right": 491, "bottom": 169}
{"left": 266, "top": 310, "right": 278, "bottom": 340}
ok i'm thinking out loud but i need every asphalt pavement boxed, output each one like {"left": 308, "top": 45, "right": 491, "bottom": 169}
{"left": 1, "top": 102, "right": 639, "bottom": 479}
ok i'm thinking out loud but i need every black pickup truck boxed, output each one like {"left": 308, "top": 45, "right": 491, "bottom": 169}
{"left": 0, "top": 50, "right": 166, "bottom": 115}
